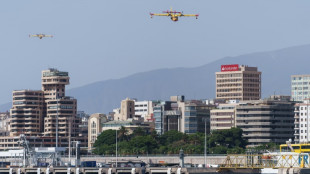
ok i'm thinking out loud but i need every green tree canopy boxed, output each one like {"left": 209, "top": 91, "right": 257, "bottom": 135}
{"left": 93, "top": 128, "right": 248, "bottom": 155}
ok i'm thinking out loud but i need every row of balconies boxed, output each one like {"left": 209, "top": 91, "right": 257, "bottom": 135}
{"left": 11, "top": 117, "right": 39, "bottom": 121}
{"left": 243, "top": 133, "right": 293, "bottom": 137}
{"left": 10, "top": 122, "right": 39, "bottom": 125}
{"left": 211, "top": 121, "right": 234, "bottom": 124}
{"left": 237, "top": 122, "right": 293, "bottom": 126}
{"left": 240, "top": 127, "right": 293, "bottom": 131}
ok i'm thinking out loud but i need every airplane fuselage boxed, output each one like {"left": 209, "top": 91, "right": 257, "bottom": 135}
{"left": 169, "top": 14, "right": 179, "bottom": 22}
{"left": 171, "top": 16, "right": 178, "bottom": 21}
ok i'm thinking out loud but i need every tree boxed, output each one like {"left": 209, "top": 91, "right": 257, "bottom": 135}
{"left": 160, "top": 130, "right": 185, "bottom": 145}
{"left": 94, "top": 129, "right": 116, "bottom": 147}
{"left": 93, "top": 127, "right": 248, "bottom": 155}
{"left": 133, "top": 127, "right": 146, "bottom": 137}
{"left": 118, "top": 126, "right": 129, "bottom": 141}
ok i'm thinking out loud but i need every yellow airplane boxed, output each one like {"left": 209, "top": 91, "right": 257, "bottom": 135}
{"left": 150, "top": 8, "right": 199, "bottom": 22}
{"left": 29, "top": 34, "right": 53, "bottom": 39}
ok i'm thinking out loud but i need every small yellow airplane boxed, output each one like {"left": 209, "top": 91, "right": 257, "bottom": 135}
{"left": 150, "top": 8, "right": 199, "bottom": 22}
{"left": 29, "top": 34, "right": 53, "bottom": 39}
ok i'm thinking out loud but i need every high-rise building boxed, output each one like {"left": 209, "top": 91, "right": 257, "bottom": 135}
{"left": 216, "top": 64, "right": 261, "bottom": 101}
{"left": 235, "top": 97, "right": 295, "bottom": 146}
{"left": 10, "top": 90, "right": 44, "bottom": 136}
{"left": 291, "top": 75, "right": 310, "bottom": 101}
{"left": 41, "top": 69, "right": 80, "bottom": 139}
{"left": 3, "top": 68, "right": 85, "bottom": 150}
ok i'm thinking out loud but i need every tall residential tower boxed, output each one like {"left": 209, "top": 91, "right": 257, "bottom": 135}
{"left": 4, "top": 68, "right": 85, "bottom": 150}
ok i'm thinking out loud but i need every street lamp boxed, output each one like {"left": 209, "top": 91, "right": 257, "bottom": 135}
{"left": 307, "top": 102, "right": 309, "bottom": 143}
{"left": 55, "top": 96, "right": 59, "bottom": 166}
{"left": 71, "top": 141, "right": 80, "bottom": 167}
{"left": 116, "top": 128, "right": 118, "bottom": 168}
{"left": 203, "top": 118, "right": 207, "bottom": 167}
{"left": 56, "top": 97, "right": 59, "bottom": 148}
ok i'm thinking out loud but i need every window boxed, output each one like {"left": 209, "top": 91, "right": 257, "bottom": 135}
{"left": 91, "top": 121, "right": 96, "bottom": 128}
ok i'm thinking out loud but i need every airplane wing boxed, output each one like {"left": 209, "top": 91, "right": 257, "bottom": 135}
{"left": 182, "top": 14, "right": 199, "bottom": 17}
{"left": 45, "top": 35, "right": 53, "bottom": 38}
{"left": 150, "top": 13, "right": 170, "bottom": 17}
{"left": 29, "top": 35, "right": 37, "bottom": 37}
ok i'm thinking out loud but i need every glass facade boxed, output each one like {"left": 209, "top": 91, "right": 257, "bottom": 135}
{"left": 153, "top": 100, "right": 211, "bottom": 135}
{"left": 184, "top": 105, "right": 210, "bottom": 134}
{"left": 154, "top": 106, "right": 163, "bottom": 135}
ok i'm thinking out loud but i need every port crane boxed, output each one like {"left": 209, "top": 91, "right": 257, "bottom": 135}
{"left": 29, "top": 34, "right": 53, "bottom": 39}
{"left": 18, "top": 134, "right": 37, "bottom": 167}
{"left": 18, "top": 134, "right": 65, "bottom": 167}
{"left": 150, "top": 8, "right": 199, "bottom": 22}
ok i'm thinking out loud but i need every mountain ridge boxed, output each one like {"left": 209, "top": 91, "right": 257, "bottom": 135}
{"left": 1, "top": 43, "right": 310, "bottom": 113}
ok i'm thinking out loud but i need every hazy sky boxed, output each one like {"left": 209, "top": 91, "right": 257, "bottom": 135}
{"left": 1, "top": 0, "right": 310, "bottom": 105}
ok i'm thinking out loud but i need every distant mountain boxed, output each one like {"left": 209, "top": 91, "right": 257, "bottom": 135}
{"left": 65, "top": 44, "right": 310, "bottom": 114}
{"left": 1, "top": 44, "right": 309, "bottom": 113}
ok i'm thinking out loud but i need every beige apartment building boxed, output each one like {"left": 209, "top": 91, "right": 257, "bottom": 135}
{"left": 10, "top": 90, "right": 44, "bottom": 136}
{"left": 114, "top": 98, "right": 135, "bottom": 121}
{"left": 88, "top": 113, "right": 107, "bottom": 151}
{"left": 3, "top": 68, "right": 86, "bottom": 150}
{"left": 210, "top": 102, "right": 238, "bottom": 131}
{"left": 216, "top": 64, "right": 261, "bottom": 101}
{"left": 41, "top": 69, "right": 80, "bottom": 139}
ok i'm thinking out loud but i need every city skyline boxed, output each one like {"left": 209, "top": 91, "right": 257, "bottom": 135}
{"left": 2, "top": 0, "right": 310, "bottom": 106}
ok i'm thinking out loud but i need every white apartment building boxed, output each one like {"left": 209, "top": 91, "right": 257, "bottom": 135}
{"left": 294, "top": 99, "right": 310, "bottom": 143}
{"left": 291, "top": 75, "right": 310, "bottom": 101}
{"left": 134, "top": 101, "right": 154, "bottom": 121}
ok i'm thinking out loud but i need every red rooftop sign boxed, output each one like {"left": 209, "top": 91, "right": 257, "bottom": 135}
{"left": 221, "top": 64, "right": 239, "bottom": 72}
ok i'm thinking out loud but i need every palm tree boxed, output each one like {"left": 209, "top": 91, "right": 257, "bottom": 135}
{"left": 133, "top": 127, "right": 146, "bottom": 137}
{"left": 118, "top": 126, "right": 128, "bottom": 141}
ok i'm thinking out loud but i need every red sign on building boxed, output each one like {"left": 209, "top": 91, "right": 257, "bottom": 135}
{"left": 221, "top": 64, "right": 239, "bottom": 72}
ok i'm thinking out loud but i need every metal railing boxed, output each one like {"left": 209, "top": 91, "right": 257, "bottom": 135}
{"left": 220, "top": 153, "right": 309, "bottom": 169}
{"left": 60, "top": 154, "right": 226, "bottom": 158}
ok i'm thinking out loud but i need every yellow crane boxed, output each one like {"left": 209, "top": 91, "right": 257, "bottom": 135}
{"left": 29, "top": 34, "right": 53, "bottom": 39}
{"left": 150, "top": 8, "right": 199, "bottom": 22}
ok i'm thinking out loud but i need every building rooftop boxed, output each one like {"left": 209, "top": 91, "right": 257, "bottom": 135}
{"left": 102, "top": 120, "right": 132, "bottom": 127}
{"left": 42, "top": 68, "right": 68, "bottom": 77}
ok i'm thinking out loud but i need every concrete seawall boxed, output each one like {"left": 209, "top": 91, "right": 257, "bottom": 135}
{"left": 64, "top": 156, "right": 227, "bottom": 165}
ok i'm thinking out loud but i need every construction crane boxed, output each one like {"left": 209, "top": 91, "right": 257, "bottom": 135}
{"left": 150, "top": 8, "right": 199, "bottom": 22}
{"left": 29, "top": 34, "right": 53, "bottom": 39}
